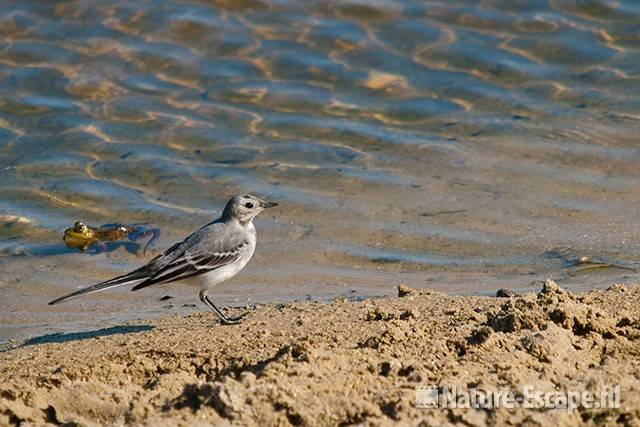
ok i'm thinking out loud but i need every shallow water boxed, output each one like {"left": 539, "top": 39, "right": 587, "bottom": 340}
{"left": 1, "top": 0, "right": 640, "bottom": 342}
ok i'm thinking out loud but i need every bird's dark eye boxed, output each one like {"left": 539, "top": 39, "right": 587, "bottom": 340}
{"left": 245, "top": 202, "right": 254, "bottom": 209}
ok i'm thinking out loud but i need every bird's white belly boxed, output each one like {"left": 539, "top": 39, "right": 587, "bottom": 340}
{"left": 204, "top": 261, "right": 245, "bottom": 286}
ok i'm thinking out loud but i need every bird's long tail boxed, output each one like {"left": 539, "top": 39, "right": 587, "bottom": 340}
{"left": 48, "top": 271, "right": 147, "bottom": 305}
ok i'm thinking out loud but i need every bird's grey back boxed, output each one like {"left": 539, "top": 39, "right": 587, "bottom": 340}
{"left": 139, "top": 219, "right": 236, "bottom": 270}
{"left": 184, "top": 219, "right": 253, "bottom": 255}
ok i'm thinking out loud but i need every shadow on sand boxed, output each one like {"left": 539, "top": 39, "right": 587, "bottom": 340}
{"left": 20, "top": 325, "right": 154, "bottom": 347}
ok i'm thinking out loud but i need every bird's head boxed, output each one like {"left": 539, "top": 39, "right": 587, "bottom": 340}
{"left": 222, "top": 194, "right": 278, "bottom": 224}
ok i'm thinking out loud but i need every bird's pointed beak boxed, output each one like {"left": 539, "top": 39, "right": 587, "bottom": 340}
{"left": 260, "top": 199, "right": 278, "bottom": 208}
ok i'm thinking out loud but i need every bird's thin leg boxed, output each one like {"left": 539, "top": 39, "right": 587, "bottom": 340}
{"left": 198, "top": 289, "right": 247, "bottom": 325}
{"left": 206, "top": 296, "right": 249, "bottom": 324}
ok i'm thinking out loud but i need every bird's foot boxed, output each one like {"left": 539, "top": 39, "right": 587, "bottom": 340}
{"left": 202, "top": 294, "right": 249, "bottom": 325}
{"left": 219, "top": 310, "right": 249, "bottom": 325}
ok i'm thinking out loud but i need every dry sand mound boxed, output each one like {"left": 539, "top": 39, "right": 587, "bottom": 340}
{"left": 1, "top": 281, "right": 639, "bottom": 426}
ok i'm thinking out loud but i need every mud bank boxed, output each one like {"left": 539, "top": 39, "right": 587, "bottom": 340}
{"left": 2, "top": 281, "right": 639, "bottom": 426}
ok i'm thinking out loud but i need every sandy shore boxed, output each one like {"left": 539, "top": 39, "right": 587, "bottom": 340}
{"left": 1, "top": 281, "right": 639, "bottom": 426}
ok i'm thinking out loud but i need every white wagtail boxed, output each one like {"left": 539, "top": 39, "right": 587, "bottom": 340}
{"left": 49, "top": 194, "right": 278, "bottom": 324}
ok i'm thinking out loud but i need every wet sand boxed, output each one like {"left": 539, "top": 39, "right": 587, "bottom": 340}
{"left": 2, "top": 280, "right": 639, "bottom": 426}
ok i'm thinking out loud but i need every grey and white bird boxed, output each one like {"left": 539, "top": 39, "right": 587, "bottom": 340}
{"left": 49, "top": 194, "right": 278, "bottom": 324}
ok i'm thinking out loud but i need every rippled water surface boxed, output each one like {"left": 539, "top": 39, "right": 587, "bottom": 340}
{"left": 2, "top": 0, "right": 640, "bottom": 342}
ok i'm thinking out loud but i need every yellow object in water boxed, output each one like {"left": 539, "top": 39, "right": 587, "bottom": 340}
{"left": 63, "top": 221, "right": 160, "bottom": 254}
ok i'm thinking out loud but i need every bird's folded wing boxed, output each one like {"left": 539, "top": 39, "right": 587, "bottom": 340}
{"left": 130, "top": 243, "right": 246, "bottom": 291}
